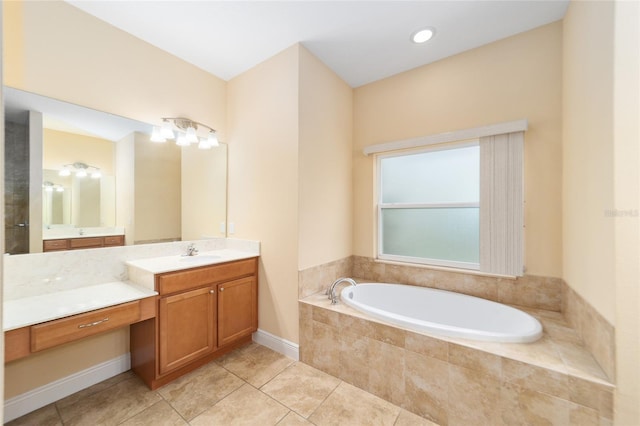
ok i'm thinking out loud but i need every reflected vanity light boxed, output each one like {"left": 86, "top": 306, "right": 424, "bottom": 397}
{"left": 151, "top": 117, "right": 221, "bottom": 149}
{"left": 43, "top": 181, "right": 64, "bottom": 192}
{"left": 59, "top": 162, "right": 101, "bottom": 179}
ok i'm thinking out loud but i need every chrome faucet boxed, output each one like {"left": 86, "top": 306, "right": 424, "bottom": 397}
{"left": 184, "top": 243, "right": 199, "bottom": 256}
{"left": 326, "top": 277, "right": 357, "bottom": 305}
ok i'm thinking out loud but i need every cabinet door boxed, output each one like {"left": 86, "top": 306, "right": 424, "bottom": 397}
{"left": 217, "top": 276, "right": 257, "bottom": 347}
{"left": 158, "top": 286, "right": 216, "bottom": 375}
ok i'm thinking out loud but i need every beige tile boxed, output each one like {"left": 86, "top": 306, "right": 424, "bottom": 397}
{"left": 119, "top": 400, "right": 187, "bottom": 426}
{"left": 309, "top": 382, "right": 400, "bottom": 426}
{"left": 6, "top": 404, "right": 61, "bottom": 426}
{"left": 217, "top": 342, "right": 295, "bottom": 387}
{"left": 447, "top": 364, "right": 501, "bottom": 426}
{"left": 277, "top": 411, "right": 314, "bottom": 425}
{"left": 312, "top": 306, "right": 341, "bottom": 327}
{"left": 308, "top": 320, "right": 342, "bottom": 377}
{"left": 338, "top": 330, "right": 371, "bottom": 389}
{"left": 372, "top": 321, "right": 406, "bottom": 347}
{"left": 341, "top": 312, "right": 375, "bottom": 338}
{"left": 58, "top": 377, "right": 162, "bottom": 426}
{"left": 403, "top": 351, "right": 448, "bottom": 425}
{"left": 570, "top": 403, "right": 600, "bottom": 426}
{"left": 502, "top": 357, "right": 569, "bottom": 399}
{"left": 157, "top": 361, "right": 244, "bottom": 420}
{"left": 500, "top": 382, "right": 570, "bottom": 425}
{"left": 552, "top": 339, "right": 610, "bottom": 381}
{"left": 190, "top": 384, "right": 289, "bottom": 426}
{"left": 368, "top": 339, "right": 405, "bottom": 406}
{"left": 448, "top": 343, "right": 501, "bottom": 378}
{"left": 405, "top": 331, "right": 448, "bottom": 362}
{"left": 568, "top": 376, "right": 615, "bottom": 419}
{"left": 395, "top": 409, "right": 440, "bottom": 426}
{"left": 56, "top": 371, "right": 136, "bottom": 410}
{"left": 261, "top": 362, "right": 340, "bottom": 418}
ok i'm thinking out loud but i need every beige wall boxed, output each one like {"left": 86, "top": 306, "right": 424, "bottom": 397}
{"left": 353, "top": 22, "right": 563, "bottom": 278}
{"left": 562, "top": 1, "right": 615, "bottom": 324}
{"left": 1, "top": 1, "right": 5, "bottom": 417}
{"left": 43, "top": 129, "right": 114, "bottom": 175}
{"left": 3, "top": 0, "right": 226, "bottom": 396}
{"left": 227, "top": 46, "right": 300, "bottom": 343}
{"left": 227, "top": 44, "right": 353, "bottom": 343}
{"left": 562, "top": 0, "right": 640, "bottom": 424}
{"left": 298, "top": 47, "right": 353, "bottom": 270}
{"left": 613, "top": 1, "right": 640, "bottom": 422}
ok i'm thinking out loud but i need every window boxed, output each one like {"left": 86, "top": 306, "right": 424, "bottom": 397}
{"left": 375, "top": 130, "right": 525, "bottom": 276}
{"left": 378, "top": 142, "right": 480, "bottom": 270}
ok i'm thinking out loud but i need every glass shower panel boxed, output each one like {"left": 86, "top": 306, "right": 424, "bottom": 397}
{"left": 381, "top": 207, "right": 479, "bottom": 264}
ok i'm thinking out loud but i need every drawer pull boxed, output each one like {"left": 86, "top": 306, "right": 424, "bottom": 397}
{"left": 210, "top": 289, "right": 215, "bottom": 294}
{"left": 219, "top": 287, "right": 224, "bottom": 292}
{"left": 78, "top": 317, "right": 109, "bottom": 329}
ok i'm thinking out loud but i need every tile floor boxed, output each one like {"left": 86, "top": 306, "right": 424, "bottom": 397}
{"left": 8, "top": 343, "right": 438, "bottom": 426}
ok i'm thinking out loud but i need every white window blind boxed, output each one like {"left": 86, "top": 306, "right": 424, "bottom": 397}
{"left": 479, "top": 131, "right": 524, "bottom": 276}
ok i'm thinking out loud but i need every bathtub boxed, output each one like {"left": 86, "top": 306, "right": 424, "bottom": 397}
{"left": 341, "top": 283, "right": 542, "bottom": 343}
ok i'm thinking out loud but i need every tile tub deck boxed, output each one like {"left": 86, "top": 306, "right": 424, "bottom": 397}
{"left": 300, "top": 290, "right": 614, "bottom": 426}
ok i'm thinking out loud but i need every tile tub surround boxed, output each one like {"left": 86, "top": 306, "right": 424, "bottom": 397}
{"left": 352, "top": 255, "right": 563, "bottom": 311}
{"left": 3, "top": 237, "right": 259, "bottom": 300}
{"left": 563, "top": 282, "right": 616, "bottom": 382}
{"left": 300, "top": 293, "right": 614, "bottom": 426}
{"left": 299, "top": 256, "right": 562, "bottom": 312}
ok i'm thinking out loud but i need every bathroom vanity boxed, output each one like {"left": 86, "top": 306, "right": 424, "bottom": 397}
{"left": 126, "top": 252, "right": 259, "bottom": 389}
{"left": 43, "top": 234, "right": 125, "bottom": 252}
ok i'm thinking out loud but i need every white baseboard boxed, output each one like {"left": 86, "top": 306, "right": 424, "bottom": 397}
{"left": 252, "top": 329, "right": 299, "bottom": 361}
{"left": 4, "top": 353, "right": 130, "bottom": 423}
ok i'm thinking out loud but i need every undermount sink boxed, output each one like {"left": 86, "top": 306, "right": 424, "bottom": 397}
{"left": 179, "top": 255, "right": 220, "bottom": 262}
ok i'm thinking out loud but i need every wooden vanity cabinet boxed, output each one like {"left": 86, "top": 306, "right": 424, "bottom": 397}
{"left": 43, "top": 235, "right": 125, "bottom": 252}
{"left": 131, "top": 257, "right": 258, "bottom": 390}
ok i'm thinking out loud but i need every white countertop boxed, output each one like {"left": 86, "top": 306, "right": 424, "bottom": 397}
{"left": 3, "top": 282, "right": 157, "bottom": 331}
{"left": 125, "top": 249, "right": 259, "bottom": 274}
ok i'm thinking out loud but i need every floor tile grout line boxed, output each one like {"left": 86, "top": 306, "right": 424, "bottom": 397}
{"left": 304, "top": 378, "right": 345, "bottom": 422}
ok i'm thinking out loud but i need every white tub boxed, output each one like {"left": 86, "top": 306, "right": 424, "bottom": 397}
{"left": 341, "top": 283, "right": 542, "bottom": 343}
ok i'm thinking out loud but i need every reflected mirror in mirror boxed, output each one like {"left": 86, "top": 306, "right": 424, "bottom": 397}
{"left": 4, "top": 87, "right": 228, "bottom": 254}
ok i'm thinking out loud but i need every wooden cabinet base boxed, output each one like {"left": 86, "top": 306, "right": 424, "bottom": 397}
{"left": 131, "top": 332, "right": 252, "bottom": 390}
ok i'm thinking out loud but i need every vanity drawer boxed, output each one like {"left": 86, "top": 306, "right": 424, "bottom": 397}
{"left": 43, "top": 239, "right": 69, "bottom": 251}
{"left": 70, "top": 237, "right": 104, "bottom": 249}
{"left": 104, "top": 235, "right": 125, "bottom": 246}
{"left": 157, "top": 258, "right": 257, "bottom": 295}
{"left": 31, "top": 301, "right": 140, "bottom": 352}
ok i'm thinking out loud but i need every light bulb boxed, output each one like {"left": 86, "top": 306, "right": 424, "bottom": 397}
{"left": 76, "top": 169, "right": 87, "bottom": 178}
{"left": 186, "top": 126, "right": 198, "bottom": 143}
{"left": 161, "top": 119, "right": 175, "bottom": 139}
{"left": 45, "top": 186, "right": 53, "bottom": 193}
{"left": 176, "top": 134, "right": 190, "bottom": 147}
{"left": 56, "top": 186, "right": 64, "bottom": 192}
{"left": 207, "top": 130, "right": 219, "bottom": 147}
{"left": 91, "top": 170, "right": 102, "bottom": 179}
{"left": 150, "top": 126, "right": 166, "bottom": 143}
{"left": 59, "top": 168, "right": 71, "bottom": 177}
{"left": 412, "top": 28, "right": 435, "bottom": 44}
{"left": 198, "top": 138, "right": 212, "bottom": 150}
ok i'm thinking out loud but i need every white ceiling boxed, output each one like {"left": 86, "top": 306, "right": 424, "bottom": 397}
{"left": 66, "top": 1, "right": 569, "bottom": 88}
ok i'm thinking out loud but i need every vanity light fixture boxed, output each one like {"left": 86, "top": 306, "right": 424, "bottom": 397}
{"left": 411, "top": 27, "right": 435, "bottom": 44}
{"left": 43, "top": 181, "right": 64, "bottom": 192}
{"left": 151, "top": 117, "right": 220, "bottom": 149}
{"left": 59, "top": 162, "right": 101, "bottom": 179}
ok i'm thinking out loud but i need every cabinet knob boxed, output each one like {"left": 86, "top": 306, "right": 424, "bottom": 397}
{"left": 209, "top": 289, "right": 215, "bottom": 294}
{"left": 219, "top": 287, "right": 224, "bottom": 292}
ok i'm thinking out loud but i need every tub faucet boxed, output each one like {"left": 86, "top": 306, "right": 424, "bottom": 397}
{"left": 184, "top": 243, "right": 198, "bottom": 257}
{"left": 326, "top": 277, "right": 357, "bottom": 305}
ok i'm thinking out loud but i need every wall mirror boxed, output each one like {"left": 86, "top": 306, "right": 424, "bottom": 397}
{"left": 4, "top": 87, "right": 228, "bottom": 254}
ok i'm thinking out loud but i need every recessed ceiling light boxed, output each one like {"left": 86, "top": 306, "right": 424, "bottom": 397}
{"left": 412, "top": 27, "right": 435, "bottom": 44}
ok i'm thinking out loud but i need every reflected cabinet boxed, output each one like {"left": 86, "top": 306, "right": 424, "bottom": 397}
{"left": 131, "top": 257, "right": 258, "bottom": 390}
